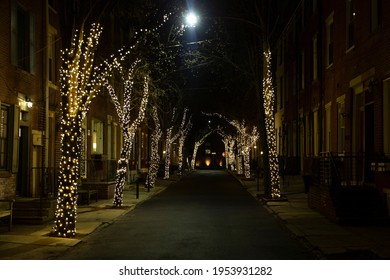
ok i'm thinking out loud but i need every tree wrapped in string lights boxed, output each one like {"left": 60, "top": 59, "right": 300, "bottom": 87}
{"left": 230, "top": 120, "right": 259, "bottom": 178}
{"left": 54, "top": 23, "right": 109, "bottom": 238}
{"left": 217, "top": 130, "right": 236, "bottom": 171}
{"left": 262, "top": 48, "right": 281, "bottom": 198}
{"left": 163, "top": 108, "right": 190, "bottom": 179}
{"left": 104, "top": 59, "right": 149, "bottom": 207}
{"left": 177, "top": 108, "right": 192, "bottom": 175}
{"left": 191, "top": 130, "right": 215, "bottom": 170}
{"left": 145, "top": 106, "right": 163, "bottom": 189}
{"left": 203, "top": 113, "right": 258, "bottom": 178}
{"left": 163, "top": 108, "right": 177, "bottom": 179}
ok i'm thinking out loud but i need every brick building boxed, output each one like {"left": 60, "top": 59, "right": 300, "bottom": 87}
{"left": 0, "top": 0, "right": 154, "bottom": 224}
{"left": 274, "top": 0, "right": 389, "bottom": 221}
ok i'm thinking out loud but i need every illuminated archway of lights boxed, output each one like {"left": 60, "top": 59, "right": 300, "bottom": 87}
{"left": 263, "top": 49, "right": 281, "bottom": 198}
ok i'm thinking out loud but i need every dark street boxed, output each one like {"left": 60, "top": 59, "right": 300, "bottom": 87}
{"left": 55, "top": 170, "right": 317, "bottom": 260}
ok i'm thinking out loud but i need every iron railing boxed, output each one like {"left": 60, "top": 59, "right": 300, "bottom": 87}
{"left": 319, "top": 152, "right": 366, "bottom": 188}
{"left": 31, "top": 167, "right": 58, "bottom": 198}
{"left": 84, "top": 159, "right": 117, "bottom": 182}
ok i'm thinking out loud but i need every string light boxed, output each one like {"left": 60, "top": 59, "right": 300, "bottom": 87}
{"left": 263, "top": 49, "right": 281, "bottom": 198}
{"left": 163, "top": 108, "right": 177, "bottom": 179}
{"left": 146, "top": 106, "right": 162, "bottom": 189}
{"left": 203, "top": 113, "right": 259, "bottom": 179}
{"left": 177, "top": 108, "right": 192, "bottom": 175}
{"left": 104, "top": 60, "right": 149, "bottom": 207}
{"left": 191, "top": 130, "right": 215, "bottom": 169}
{"left": 217, "top": 130, "right": 236, "bottom": 171}
{"left": 54, "top": 23, "right": 109, "bottom": 238}
{"left": 163, "top": 108, "right": 191, "bottom": 179}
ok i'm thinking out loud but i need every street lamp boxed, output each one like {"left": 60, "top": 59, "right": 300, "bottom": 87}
{"left": 185, "top": 12, "right": 198, "bottom": 27}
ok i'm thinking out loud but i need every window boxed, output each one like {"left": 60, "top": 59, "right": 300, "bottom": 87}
{"left": 383, "top": 79, "right": 390, "bottom": 155}
{"left": 278, "top": 39, "right": 283, "bottom": 65}
{"left": 305, "top": 114, "right": 312, "bottom": 156}
{"left": 279, "top": 76, "right": 284, "bottom": 109}
{"left": 313, "top": 110, "right": 319, "bottom": 156}
{"left": 337, "top": 96, "right": 346, "bottom": 153}
{"left": 106, "top": 116, "right": 118, "bottom": 160}
{"left": 48, "top": 29, "right": 57, "bottom": 83}
{"left": 325, "top": 103, "right": 332, "bottom": 152}
{"left": 11, "top": 3, "right": 34, "bottom": 72}
{"left": 326, "top": 13, "right": 334, "bottom": 66}
{"left": 301, "top": 51, "right": 305, "bottom": 90}
{"left": 0, "top": 106, "right": 9, "bottom": 170}
{"left": 91, "top": 119, "right": 103, "bottom": 154}
{"left": 312, "top": 35, "right": 318, "bottom": 81}
{"left": 346, "top": 0, "right": 356, "bottom": 49}
{"left": 371, "top": 0, "right": 382, "bottom": 32}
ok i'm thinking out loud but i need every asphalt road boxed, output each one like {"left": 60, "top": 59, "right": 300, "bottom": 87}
{"left": 56, "top": 170, "right": 317, "bottom": 259}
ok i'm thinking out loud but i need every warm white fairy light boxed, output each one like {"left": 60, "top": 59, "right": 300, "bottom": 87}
{"left": 204, "top": 112, "right": 259, "bottom": 179}
{"left": 146, "top": 106, "right": 162, "bottom": 189}
{"left": 104, "top": 59, "right": 149, "bottom": 207}
{"left": 217, "top": 130, "right": 236, "bottom": 171}
{"left": 164, "top": 108, "right": 178, "bottom": 179}
{"left": 230, "top": 121, "right": 259, "bottom": 179}
{"left": 263, "top": 49, "right": 281, "bottom": 198}
{"left": 54, "top": 23, "right": 110, "bottom": 238}
{"left": 177, "top": 108, "right": 192, "bottom": 175}
{"left": 228, "top": 138, "right": 236, "bottom": 171}
{"left": 191, "top": 130, "right": 215, "bottom": 169}
{"left": 163, "top": 108, "right": 191, "bottom": 179}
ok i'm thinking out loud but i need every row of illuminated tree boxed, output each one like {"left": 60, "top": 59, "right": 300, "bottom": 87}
{"left": 53, "top": 5, "right": 195, "bottom": 237}
{"left": 54, "top": 0, "right": 283, "bottom": 238}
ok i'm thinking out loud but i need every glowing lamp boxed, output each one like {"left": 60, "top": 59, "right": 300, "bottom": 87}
{"left": 185, "top": 12, "right": 198, "bottom": 27}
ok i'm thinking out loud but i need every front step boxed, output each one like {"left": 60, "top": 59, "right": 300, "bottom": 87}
{"left": 334, "top": 187, "right": 389, "bottom": 224}
{"left": 13, "top": 198, "right": 56, "bottom": 225}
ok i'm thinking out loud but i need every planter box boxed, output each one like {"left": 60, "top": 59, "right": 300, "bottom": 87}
{"left": 82, "top": 181, "right": 116, "bottom": 199}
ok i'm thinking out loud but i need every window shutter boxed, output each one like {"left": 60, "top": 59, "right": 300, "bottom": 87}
{"left": 11, "top": 105, "right": 20, "bottom": 173}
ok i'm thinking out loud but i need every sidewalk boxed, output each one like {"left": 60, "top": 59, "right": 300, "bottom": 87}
{"left": 0, "top": 176, "right": 178, "bottom": 260}
{"left": 234, "top": 173, "right": 390, "bottom": 259}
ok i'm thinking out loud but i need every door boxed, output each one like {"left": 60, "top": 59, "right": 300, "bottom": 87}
{"left": 364, "top": 103, "right": 375, "bottom": 182}
{"left": 17, "top": 126, "right": 29, "bottom": 196}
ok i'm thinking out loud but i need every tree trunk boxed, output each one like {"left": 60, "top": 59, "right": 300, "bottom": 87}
{"left": 113, "top": 131, "right": 134, "bottom": 207}
{"left": 146, "top": 131, "right": 161, "bottom": 189}
{"left": 243, "top": 150, "right": 251, "bottom": 178}
{"left": 54, "top": 114, "right": 81, "bottom": 238}
{"left": 164, "top": 128, "right": 173, "bottom": 179}
{"left": 261, "top": 43, "right": 281, "bottom": 198}
{"left": 191, "top": 145, "right": 198, "bottom": 170}
{"left": 178, "top": 138, "right": 184, "bottom": 175}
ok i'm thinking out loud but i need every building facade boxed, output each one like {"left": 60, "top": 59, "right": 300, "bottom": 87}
{"left": 0, "top": 0, "right": 57, "bottom": 199}
{"left": 0, "top": 0, "right": 155, "bottom": 223}
{"left": 274, "top": 0, "right": 389, "bottom": 220}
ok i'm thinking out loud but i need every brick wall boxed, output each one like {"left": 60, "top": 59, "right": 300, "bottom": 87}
{"left": 308, "top": 184, "right": 337, "bottom": 221}
{"left": 0, "top": 174, "right": 16, "bottom": 199}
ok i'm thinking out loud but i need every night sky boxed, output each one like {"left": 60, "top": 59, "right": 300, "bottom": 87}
{"left": 166, "top": 0, "right": 295, "bottom": 137}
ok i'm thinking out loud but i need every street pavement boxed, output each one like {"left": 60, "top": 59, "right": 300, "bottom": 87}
{"left": 0, "top": 178, "right": 171, "bottom": 259}
{"left": 51, "top": 170, "right": 316, "bottom": 260}
{"left": 0, "top": 169, "right": 389, "bottom": 260}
